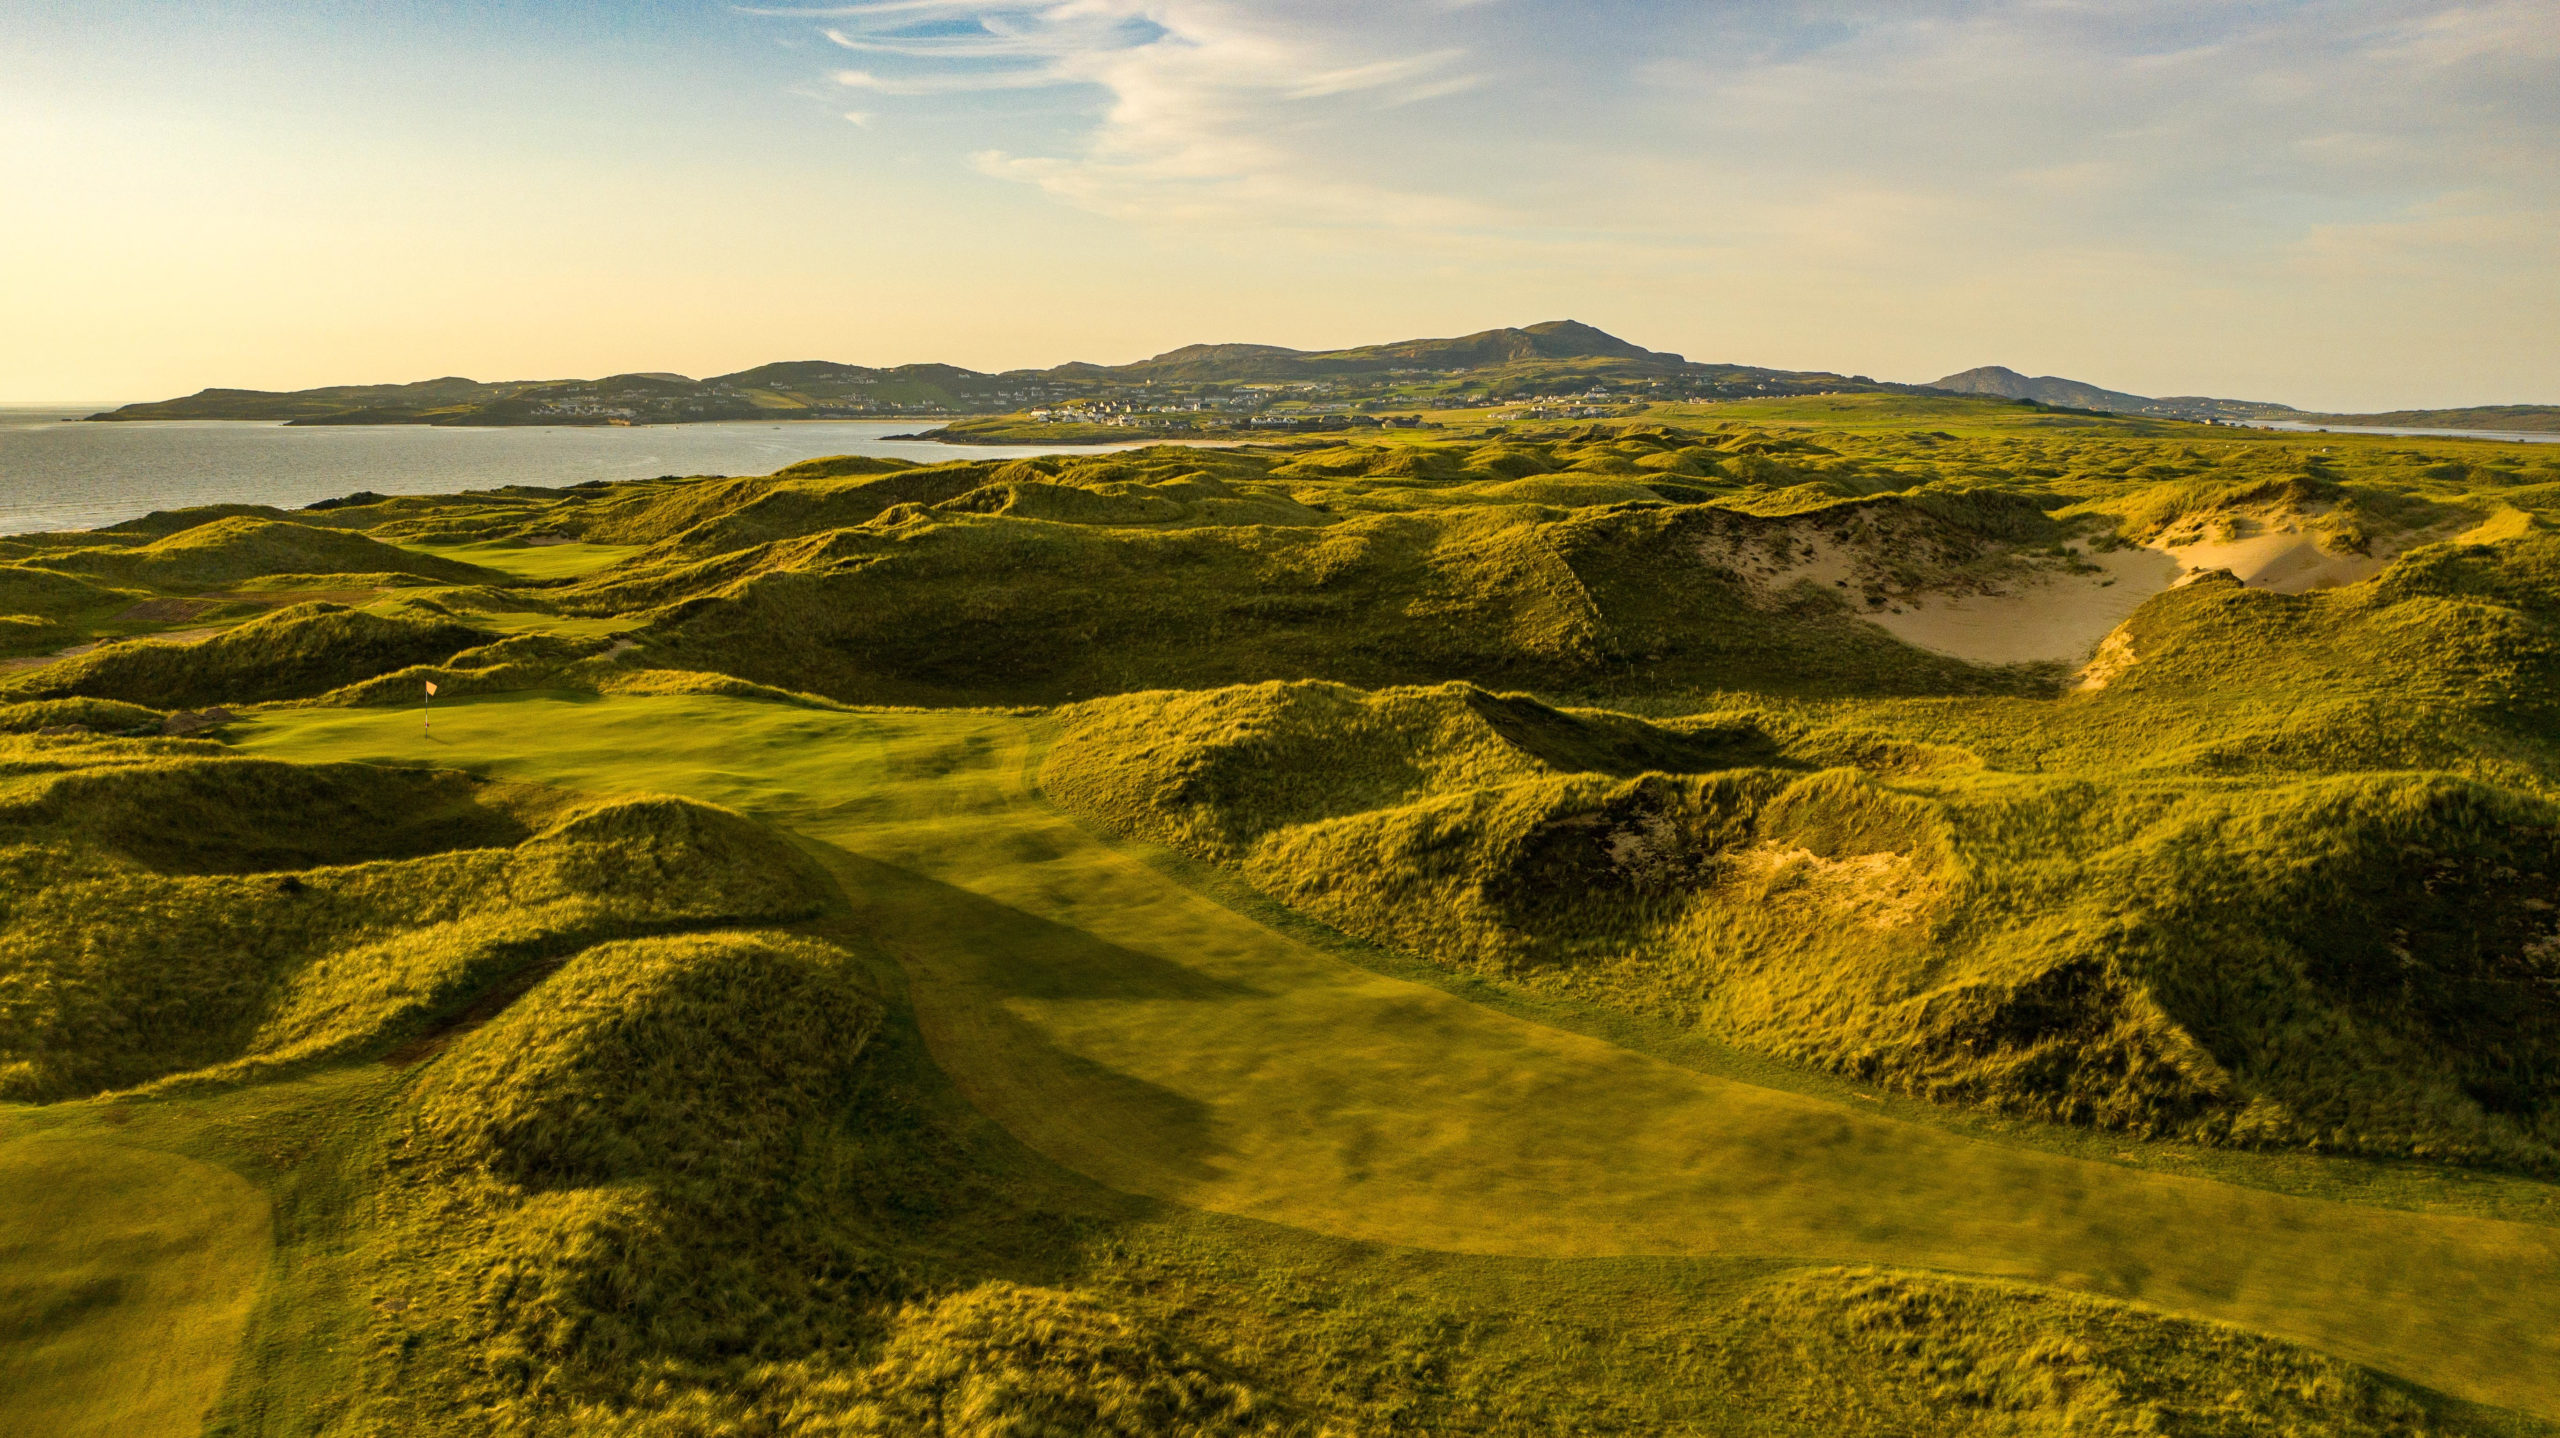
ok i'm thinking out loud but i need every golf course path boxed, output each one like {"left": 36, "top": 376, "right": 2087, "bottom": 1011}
{"left": 239, "top": 693, "right": 2560, "bottom": 1415}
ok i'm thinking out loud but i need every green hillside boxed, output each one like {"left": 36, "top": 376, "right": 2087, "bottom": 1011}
{"left": 8, "top": 397, "right": 2560, "bottom": 1435}
{"left": 85, "top": 321, "right": 1887, "bottom": 428}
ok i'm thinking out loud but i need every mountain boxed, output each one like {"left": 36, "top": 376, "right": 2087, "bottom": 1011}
{"left": 1927, "top": 366, "right": 2162, "bottom": 414}
{"left": 86, "top": 321, "right": 1881, "bottom": 427}
{"left": 1929, "top": 365, "right": 2560, "bottom": 432}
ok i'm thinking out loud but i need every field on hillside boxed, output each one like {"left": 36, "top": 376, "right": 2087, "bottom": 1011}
{"left": 5, "top": 395, "right": 2560, "bottom": 1435}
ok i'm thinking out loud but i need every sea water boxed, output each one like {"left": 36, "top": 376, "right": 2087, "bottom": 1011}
{"left": 0, "top": 410, "right": 1170, "bottom": 536}
{"left": 2240, "top": 420, "right": 2559, "bottom": 444}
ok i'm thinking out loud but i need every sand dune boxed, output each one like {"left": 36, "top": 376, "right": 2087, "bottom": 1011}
{"left": 1870, "top": 508, "right": 2442, "bottom": 668}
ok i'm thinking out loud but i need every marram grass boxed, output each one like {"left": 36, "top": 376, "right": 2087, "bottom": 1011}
{"left": 5, "top": 409, "right": 2560, "bottom": 1434}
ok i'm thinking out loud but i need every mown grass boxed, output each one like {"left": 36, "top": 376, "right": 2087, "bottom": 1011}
{"left": 0, "top": 1135, "right": 270, "bottom": 1438}
{"left": 396, "top": 539, "right": 648, "bottom": 581}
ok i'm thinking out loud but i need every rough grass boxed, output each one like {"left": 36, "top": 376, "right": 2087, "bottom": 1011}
{"left": 8, "top": 419, "right": 2560, "bottom": 1434}
{"left": 42, "top": 515, "right": 502, "bottom": 590}
{"left": 0, "top": 566, "right": 144, "bottom": 655}
{"left": 0, "top": 602, "right": 493, "bottom": 708}
{"left": 1729, "top": 1267, "right": 2453, "bottom": 1436}
{"left": 227, "top": 695, "right": 2560, "bottom": 1426}
{"left": 0, "top": 697, "right": 165, "bottom": 735}
{"left": 1045, "top": 679, "right": 2560, "bottom": 1170}
{"left": 0, "top": 742, "right": 824, "bottom": 1100}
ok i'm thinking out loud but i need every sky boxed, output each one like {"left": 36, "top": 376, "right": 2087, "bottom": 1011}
{"left": 3, "top": 0, "right": 2554, "bottom": 410}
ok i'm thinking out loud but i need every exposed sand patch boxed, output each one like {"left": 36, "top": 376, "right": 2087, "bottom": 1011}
{"left": 2157, "top": 514, "right": 2388, "bottom": 592}
{"left": 1699, "top": 498, "right": 2478, "bottom": 670}
{"left": 1698, "top": 512, "right": 2189, "bottom": 667}
{"left": 1865, "top": 547, "right": 2178, "bottom": 667}
{"left": 2074, "top": 627, "right": 2140, "bottom": 693}
{"left": 1729, "top": 841, "right": 1936, "bottom": 930}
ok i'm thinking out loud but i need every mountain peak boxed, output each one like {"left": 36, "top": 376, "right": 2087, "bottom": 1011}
{"left": 1931, "top": 365, "right": 2151, "bottom": 412}
{"left": 1145, "top": 342, "right": 1307, "bottom": 364}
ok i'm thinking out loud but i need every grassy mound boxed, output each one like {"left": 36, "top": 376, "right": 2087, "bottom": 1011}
{"left": 607, "top": 498, "right": 2034, "bottom": 706}
{"left": 1047, "top": 681, "right": 2560, "bottom": 1168}
{"left": 0, "top": 697, "right": 165, "bottom": 735}
{"left": 1041, "top": 679, "right": 1796, "bottom": 857}
{"left": 314, "top": 631, "right": 631, "bottom": 706}
{"left": 0, "top": 565, "right": 144, "bottom": 654}
{"left": 827, "top": 1283, "right": 1277, "bottom": 1438}
{"left": 0, "top": 752, "right": 823, "bottom": 1099}
{"left": 0, "top": 602, "right": 493, "bottom": 708}
{"left": 415, "top": 930, "right": 878, "bottom": 1193}
{"left": 0, "top": 751, "right": 541, "bottom": 873}
{"left": 96, "top": 502, "right": 307, "bottom": 539}
{"left": 45, "top": 516, "right": 501, "bottom": 590}
{"left": 1729, "top": 1267, "right": 2447, "bottom": 1436}
{"left": 370, "top": 926, "right": 1303, "bottom": 1436}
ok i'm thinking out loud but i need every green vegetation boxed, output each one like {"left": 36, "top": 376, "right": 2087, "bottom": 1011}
{"left": 7, "top": 395, "right": 2560, "bottom": 1434}
{"left": 0, "top": 739, "right": 820, "bottom": 1101}
{"left": 0, "top": 1137, "right": 270, "bottom": 1438}
{"left": 224, "top": 694, "right": 2560, "bottom": 1429}
{"left": 1045, "top": 680, "right": 2560, "bottom": 1167}
{"left": 1, "top": 603, "right": 494, "bottom": 708}
{"left": 89, "top": 320, "right": 1888, "bottom": 428}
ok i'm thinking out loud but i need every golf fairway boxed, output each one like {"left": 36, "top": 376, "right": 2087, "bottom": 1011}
{"left": 236, "top": 690, "right": 2560, "bottom": 1416}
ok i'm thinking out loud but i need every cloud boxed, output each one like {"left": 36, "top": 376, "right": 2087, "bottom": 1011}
{"left": 801, "top": 2, "right": 1493, "bottom": 227}
{"left": 766, "top": 0, "right": 2559, "bottom": 293}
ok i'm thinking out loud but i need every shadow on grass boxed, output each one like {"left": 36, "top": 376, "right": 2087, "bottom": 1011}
{"left": 801, "top": 839, "right": 1243, "bottom": 1190}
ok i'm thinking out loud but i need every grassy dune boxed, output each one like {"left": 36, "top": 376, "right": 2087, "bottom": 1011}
{"left": 234, "top": 693, "right": 2560, "bottom": 1419}
{"left": 6, "top": 406, "right": 2560, "bottom": 1432}
{"left": 0, "top": 738, "right": 824, "bottom": 1100}
{"left": 1041, "top": 680, "right": 2560, "bottom": 1169}
{"left": 0, "top": 603, "right": 495, "bottom": 708}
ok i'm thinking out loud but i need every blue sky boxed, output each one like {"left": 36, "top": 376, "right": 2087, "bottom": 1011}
{"left": 4, "top": 1, "right": 2553, "bottom": 408}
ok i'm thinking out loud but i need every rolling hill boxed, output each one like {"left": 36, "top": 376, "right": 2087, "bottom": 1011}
{"left": 85, "top": 320, "right": 1886, "bottom": 427}
{"left": 1930, "top": 364, "right": 2560, "bottom": 431}
{"left": 9, "top": 396, "right": 2560, "bottom": 1435}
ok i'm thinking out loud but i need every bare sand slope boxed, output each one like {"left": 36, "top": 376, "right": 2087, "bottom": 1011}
{"left": 1865, "top": 547, "right": 2178, "bottom": 666}
{"left": 1862, "top": 507, "right": 2447, "bottom": 668}
{"left": 2160, "top": 518, "right": 2396, "bottom": 592}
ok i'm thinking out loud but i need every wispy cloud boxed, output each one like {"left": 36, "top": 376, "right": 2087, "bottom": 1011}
{"left": 759, "top": 0, "right": 2559, "bottom": 350}
{"left": 792, "top": 1, "right": 1493, "bottom": 227}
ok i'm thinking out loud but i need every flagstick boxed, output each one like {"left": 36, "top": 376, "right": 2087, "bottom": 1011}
{"left": 424, "top": 678, "right": 437, "bottom": 737}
